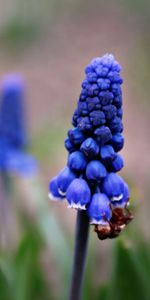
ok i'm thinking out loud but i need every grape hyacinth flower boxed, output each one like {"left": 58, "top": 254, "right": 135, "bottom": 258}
{"left": 0, "top": 74, "right": 37, "bottom": 176}
{"left": 49, "top": 54, "right": 133, "bottom": 300}
{"left": 0, "top": 74, "right": 37, "bottom": 249}
{"left": 49, "top": 53, "right": 133, "bottom": 239}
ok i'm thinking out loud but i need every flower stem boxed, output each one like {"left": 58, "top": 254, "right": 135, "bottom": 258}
{"left": 0, "top": 172, "right": 11, "bottom": 248}
{"left": 68, "top": 210, "right": 90, "bottom": 300}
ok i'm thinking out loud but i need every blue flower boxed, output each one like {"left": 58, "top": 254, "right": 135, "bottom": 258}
{"left": 49, "top": 176, "right": 65, "bottom": 200}
{"left": 77, "top": 116, "right": 92, "bottom": 132}
{"left": 100, "top": 145, "right": 116, "bottom": 163}
{"left": 87, "top": 193, "right": 111, "bottom": 224}
{"left": 111, "top": 182, "right": 130, "bottom": 208}
{"left": 6, "top": 150, "right": 37, "bottom": 176}
{"left": 68, "top": 151, "right": 87, "bottom": 172}
{"left": 102, "top": 105, "right": 117, "bottom": 120}
{"left": 102, "top": 173, "right": 125, "bottom": 198}
{"left": 0, "top": 74, "right": 26, "bottom": 149}
{"left": 108, "top": 154, "right": 124, "bottom": 172}
{"left": 0, "top": 74, "right": 37, "bottom": 177}
{"left": 89, "top": 110, "right": 105, "bottom": 126}
{"left": 99, "top": 91, "right": 114, "bottom": 105}
{"left": 68, "top": 128, "right": 85, "bottom": 145}
{"left": 64, "top": 138, "right": 76, "bottom": 153}
{"left": 86, "top": 160, "right": 107, "bottom": 181}
{"left": 49, "top": 54, "right": 132, "bottom": 238}
{"left": 86, "top": 97, "right": 100, "bottom": 112}
{"left": 80, "top": 138, "right": 99, "bottom": 158}
{"left": 57, "top": 166, "right": 76, "bottom": 195}
{"left": 111, "top": 133, "right": 124, "bottom": 152}
{"left": 109, "top": 116, "right": 123, "bottom": 133}
{"left": 94, "top": 126, "right": 112, "bottom": 144}
{"left": 66, "top": 178, "right": 91, "bottom": 209}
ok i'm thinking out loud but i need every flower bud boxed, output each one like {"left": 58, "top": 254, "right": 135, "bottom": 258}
{"left": 68, "top": 128, "right": 85, "bottom": 145}
{"left": 86, "top": 160, "right": 107, "bottom": 181}
{"left": 100, "top": 145, "right": 116, "bottom": 163}
{"left": 111, "top": 133, "right": 124, "bottom": 151}
{"left": 109, "top": 154, "right": 124, "bottom": 172}
{"left": 94, "top": 126, "right": 112, "bottom": 144}
{"left": 64, "top": 138, "right": 76, "bottom": 153}
{"left": 80, "top": 138, "right": 99, "bottom": 158}
{"left": 68, "top": 151, "right": 87, "bottom": 172}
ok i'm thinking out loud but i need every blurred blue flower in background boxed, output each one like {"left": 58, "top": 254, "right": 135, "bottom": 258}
{"left": 49, "top": 54, "right": 133, "bottom": 239}
{"left": 0, "top": 74, "right": 37, "bottom": 176}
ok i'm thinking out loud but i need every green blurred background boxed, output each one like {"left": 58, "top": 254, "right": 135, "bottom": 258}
{"left": 0, "top": 0, "right": 150, "bottom": 299}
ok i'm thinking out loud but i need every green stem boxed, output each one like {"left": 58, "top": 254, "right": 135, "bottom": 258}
{"left": 68, "top": 210, "right": 90, "bottom": 300}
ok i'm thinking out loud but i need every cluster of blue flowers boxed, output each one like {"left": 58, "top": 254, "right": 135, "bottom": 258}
{"left": 0, "top": 74, "right": 37, "bottom": 176}
{"left": 49, "top": 54, "right": 131, "bottom": 233}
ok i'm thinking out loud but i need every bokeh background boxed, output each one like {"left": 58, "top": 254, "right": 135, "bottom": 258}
{"left": 0, "top": 1, "right": 150, "bottom": 300}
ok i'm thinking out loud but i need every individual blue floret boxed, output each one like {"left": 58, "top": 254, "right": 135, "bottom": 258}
{"left": 108, "top": 154, "right": 124, "bottom": 172}
{"left": 49, "top": 176, "right": 65, "bottom": 200}
{"left": 113, "top": 94, "right": 122, "bottom": 108}
{"left": 95, "top": 65, "right": 109, "bottom": 77}
{"left": 102, "top": 173, "right": 125, "bottom": 199}
{"left": 99, "top": 91, "right": 114, "bottom": 105}
{"left": 111, "top": 182, "right": 130, "bottom": 208}
{"left": 117, "top": 107, "right": 123, "bottom": 118}
{"left": 64, "top": 138, "right": 76, "bottom": 153}
{"left": 77, "top": 116, "right": 92, "bottom": 132}
{"left": 94, "top": 126, "right": 112, "bottom": 144}
{"left": 109, "top": 116, "right": 123, "bottom": 133}
{"left": 86, "top": 96, "right": 100, "bottom": 112}
{"left": 102, "top": 105, "right": 117, "bottom": 120}
{"left": 111, "top": 133, "right": 124, "bottom": 152}
{"left": 86, "top": 160, "right": 107, "bottom": 181}
{"left": 87, "top": 193, "right": 111, "bottom": 224}
{"left": 66, "top": 178, "right": 91, "bottom": 209}
{"left": 77, "top": 101, "right": 88, "bottom": 116}
{"left": 97, "top": 78, "right": 111, "bottom": 90}
{"left": 68, "top": 151, "right": 87, "bottom": 172}
{"left": 100, "top": 145, "right": 116, "bottom": 163}
{"left": 80, "top": 138, "right": 99, "bottom": 158}
{"left": 89, "top": 110, "right": 105, "bottom": 126}
{"left": 68, "top": 128, "right": 85, "bottom": 145}
{"left": 57, "top": 166, "right": 76, "bottom": 196}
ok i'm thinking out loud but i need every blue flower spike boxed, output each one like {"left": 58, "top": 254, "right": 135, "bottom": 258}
{"left": 49, "top": 53, "right": 133, "bottom": 239}
{"left": 0, "top": 74, "right": 26, "bottom": 149}
{"left": 0, "top": 74, "right": 37, "bottom": 176}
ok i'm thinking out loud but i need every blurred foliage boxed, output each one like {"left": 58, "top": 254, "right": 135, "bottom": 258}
{"left": 0, "top": 21, "right": 37, "bottom": 48}
{"left": 0, "top": 228, "right": 54, "bottom": 300}
{"left": 0, "top": 172, "right": 150, "bottom": 300}
{"left": 31, "top": 124, "right": 67, "bottom": 163}
{"left": 1, "top": 0, "right": 150, "bottom": 49}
